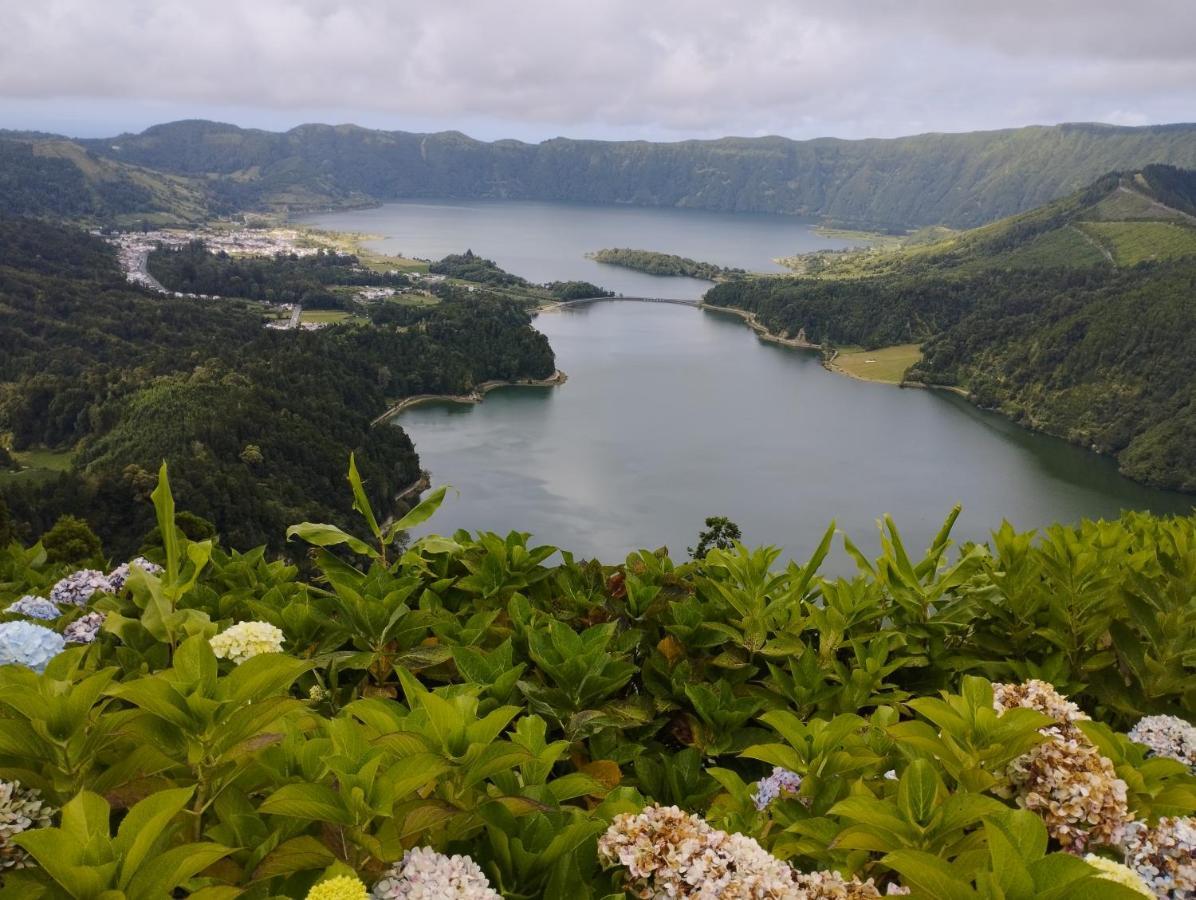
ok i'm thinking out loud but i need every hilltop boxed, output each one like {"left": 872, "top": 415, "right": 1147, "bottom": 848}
{"left": 706, "top": 166, "right": 1196, "bottom": 490}
{"left": 4, "top": 119, "right": 1196, "bottom": 229}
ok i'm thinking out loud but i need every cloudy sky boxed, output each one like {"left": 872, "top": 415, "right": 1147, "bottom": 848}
{"left": 2, "top": 0, "right": 1194, "bottom": 142}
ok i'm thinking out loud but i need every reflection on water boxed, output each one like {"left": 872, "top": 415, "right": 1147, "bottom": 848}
{"left": 394, "top": 303, "right": 1192, "bottom": 565}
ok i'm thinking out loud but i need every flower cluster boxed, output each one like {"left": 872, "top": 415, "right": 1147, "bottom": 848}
{"left": 992, "top": 680, "right": 1129, "bottom": 850}
{"left": 1128, "top": 716, "right": 1196, "bottom": 770}
{"left": 307, "top": 875, "right": 369, "bottom": 900}
{"left": 107, "top": 557, "right": 164, "bottom": 592}
{"left": 63, "top": 612, "right": 106, "bottom": 645}
{"left": 1121, "top": 817, "right": 1196, "bottom": 899}
{"left": 1084, "top": 854, "right": 1153, "bottom": 897}
{"left": 5, "top": 595, "right": 60, "bottom": 621}
{"left": 49, "top": 569, "right": 113, "bottom": 607}
{"left": 753, "top": 766, "right": 803, "bottom": 810}
{"left": 209, "top": 621, "right": 285, "bottom": 664}
{"left": 0, "top": 621, "right": 65, "bottom": 673}
{"left": 0, "top": 780, "right": 54, "bottom": 870}
{"left": 372, "top": 847, "right": 501, "bottom": 899}
{"left": 598, "top": 805, "right": 881, "bottom": 899}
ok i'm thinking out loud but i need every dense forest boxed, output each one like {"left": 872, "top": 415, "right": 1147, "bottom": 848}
{"left": 0, "top": 220, "right": 554, "bottom": 554}
{"left": 5, "top": 121, "right": 1196, "bottom": 229}
{"left": 706, "top": 167, "right": 1196, "bottom": 491}
{"left": 428, "top": 249, "right": 529, "bottom": 287}
{"left": 589, "top": 248, "right": 743, "bottom": 281}
{"left": 147, "top": 241, "right": 409, "bottom": 307}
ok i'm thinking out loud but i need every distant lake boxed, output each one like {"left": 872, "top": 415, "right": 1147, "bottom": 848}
{"left": 300, "top": 199, "right": 857, "bottom": 299}
{"left": 392, "top": 303, "right": 1192, "bottom": 565}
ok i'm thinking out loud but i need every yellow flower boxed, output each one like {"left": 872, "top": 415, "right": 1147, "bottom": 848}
{"left": 305, "top": 875, "right": 368, "bottom": 900}
{"left": 1084, "top": 854, "right": 1153, "bottom": 897}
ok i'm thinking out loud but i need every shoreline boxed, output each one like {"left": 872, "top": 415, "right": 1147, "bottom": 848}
{"left": 702, "top": 303, "right": 972, "bottom": 398}
{"left": 699, "top": 303, "right": 822, "bottom": 350}
{"left": 371, "top": 369, "right": 568, "bottom": 426}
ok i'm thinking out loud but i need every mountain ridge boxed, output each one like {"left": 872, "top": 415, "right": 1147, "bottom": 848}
{"left": 52, "top": 118, "right": 1196, "bottom": 229}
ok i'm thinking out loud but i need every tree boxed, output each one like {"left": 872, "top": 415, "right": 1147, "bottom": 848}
{"left": 40, "top": 514, "right": 103, "bottom": 565}
{"left": 688, "top": 516, "right": 743, "bottom": 560}
{"left": 0, "top": 495, "right": 14, "bottom": 547}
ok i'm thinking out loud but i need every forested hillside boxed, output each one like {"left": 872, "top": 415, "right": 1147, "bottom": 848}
{"left": 0, "top": 220, "right": 555, "bottom": 553}
{"left": 706, "top": 166, "right": 1196, "bottom": 491}
{"left": 0, "top": 137, "right": 215, "bottom": 223}
{"left": 59, "top": 119, "right": 1196, "bottom": 229}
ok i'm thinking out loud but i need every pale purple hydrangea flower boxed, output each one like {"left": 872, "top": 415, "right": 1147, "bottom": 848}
{"left": 5, "top": 596, "right": 60, "bottom": 621}
{"left": 752, "top": 766, "right": 803, "bottom": 810}
{"left": 372, "top": 847, "right": 501, "bottom": 899}
{"left": 106, "top": 557, "right": 164, "bottom": 592}
{"left": 1121, "top": 816, "right": 1196, "bottom": 898}
{"left": 0, "top": 621, "right": 65, "bottom": 673}
{"left": 49, "top": 570, "right": 113, "bottom": 607}
{"left": 62, "top": 612, "right": 105, "bottom": 645}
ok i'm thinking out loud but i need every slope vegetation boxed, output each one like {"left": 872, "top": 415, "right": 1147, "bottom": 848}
{"left": 706, "top": 166, "right": 1196, "bottom": 491}
{"left": 73, "top": 119, "right": 1196, "bottom": 229}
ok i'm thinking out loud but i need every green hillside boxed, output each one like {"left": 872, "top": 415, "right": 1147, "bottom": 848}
{"left": 72, "top": 119, "right": 1196, "bottom": 229}
{"left": 705, "top": 166, "right": 1196, "bottom": 491}
{"left": 0, "top": 137, "right": 217, "bottom": 224}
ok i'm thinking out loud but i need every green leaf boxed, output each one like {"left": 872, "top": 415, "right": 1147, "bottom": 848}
{"left": 251, "top": 836, "right": 338, "bottom": 881}
{"left": 285, "top": 522, "right": 374, "bottom": 557}
{"left": 897, "top": 759, "right": 942, "bottom": 825}
{"left": 385, "top": 485, "right": 449, "bottom": 542}
{"left": 883, "top": 849, "right": 980, "bottom": 900}
{"left": 152, "top": 462, "right": 179, "bottom": 586}
{"left": 258, "top": 784, "right": 353, "bottom": 825}
{"left": 125, "top": 842, "right": 234, "bottom": 900}
{"left": 114, "top": 787, "right": 196, "bottom": 885}
{"left": 348, "top": 453, "right": 383, "bottom": 540}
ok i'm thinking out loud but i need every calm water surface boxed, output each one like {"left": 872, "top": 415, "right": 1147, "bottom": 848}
{"left": 395, "top": 303, "right": 1192, "bottom": 564}
{"left": 302, "top": 199, "right": 856, "bottom": 300}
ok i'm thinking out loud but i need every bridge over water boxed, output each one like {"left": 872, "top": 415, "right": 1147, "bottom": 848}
{"left": 551, "top": 296, "right": 699, "bottom": 308}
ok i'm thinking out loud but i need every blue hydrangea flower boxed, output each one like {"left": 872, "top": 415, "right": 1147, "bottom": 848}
{"left": 752, "top": 767, "right": 803, "bottom": 810}
{"left": 0, "top": 621, "right": 65, "bottom": 673}
{"left": 5, "top": 596, "right": 60, "bottom": 621}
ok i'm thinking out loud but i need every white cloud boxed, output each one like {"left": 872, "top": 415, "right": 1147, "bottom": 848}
{"left": 0, "top": 0, "right": 1193, "bottom": 139}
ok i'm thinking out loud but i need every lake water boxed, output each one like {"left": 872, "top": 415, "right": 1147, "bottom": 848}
{"left": 394, "top": 302, "right": 1191, "bottom": 564}
{"left": 302, "top": 199, "right": 857, "bottom": 300}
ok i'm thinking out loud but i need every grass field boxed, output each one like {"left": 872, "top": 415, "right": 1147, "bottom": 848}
{"left": 1077, "top": 221, "right": 1196, "bottom": 266}
{"left": 830, "top": 344, "right": 923, "bottom": 384}
{"left": 0, "top": 447, "right": 74, "bottom": 485}
{"left": 300, "top": 310, "right": 353, "bottom": 324}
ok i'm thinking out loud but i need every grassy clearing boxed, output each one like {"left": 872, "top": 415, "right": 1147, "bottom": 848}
{"left": 300, "top": 310, "right": 353, "bottom": 324}
{"left": 1078, "top": 221, "right": 1196, "bottom": 265}
{"left": 299, "top": 228, "right": 430, "bottom": 274}
{"left": 830, "top": 344, "right": 923, "bottom": 384}
{"left": 1, "top": 447, "right": 74, "bottom": 484}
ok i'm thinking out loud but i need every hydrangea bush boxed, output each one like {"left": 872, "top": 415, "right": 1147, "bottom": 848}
{"left": 0, "top": 465, "right": 1191, "bottom": 898}
{"left": 5, "top": 596, "right": 60, "bottom": 621}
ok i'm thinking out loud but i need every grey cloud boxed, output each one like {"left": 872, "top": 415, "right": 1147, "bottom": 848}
{"left": 0, "top": 0, "right": 1192, "bottom": 140}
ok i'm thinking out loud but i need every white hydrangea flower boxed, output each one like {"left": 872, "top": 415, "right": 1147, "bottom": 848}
{"left": 5, "top": 596, "right": 60, "bottom": 621}
{"left": 49, "top": 569, "right": 114, "bottom": 607}
{"left": 209, "top": 621, "right": 284, "bottom": 664}
{"left": 598, "top": 804, "right": 881, "bottom": 899}
{"left": 0, "top": 780, "right": 54, "bottom": 869}
{"left": 1128, "top": 716, "right": 1196, "bottom": 770}
{"left": 372, "top": 846, "right": 501, "bottom": 899}
{"left": 993, "top": 680, "right": 1130, "bottom": 850}
{"left": 106, "top": 557, "right": 164, "bottom": 592}
{"left": 1121, "top": 817, "right": 1196, "bottom": 899}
